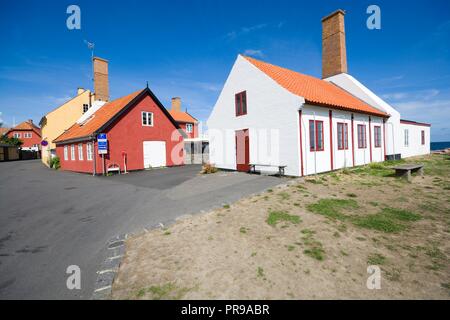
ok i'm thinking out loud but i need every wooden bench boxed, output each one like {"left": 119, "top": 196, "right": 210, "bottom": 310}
{"left": 107, "top": 163, "right": 121, "bottom": 175}
{"left": 390, "top": 164, "right": 424, "bottom": 182}
{"left": 249, "top": 164, "right": 287, "bottom": 177}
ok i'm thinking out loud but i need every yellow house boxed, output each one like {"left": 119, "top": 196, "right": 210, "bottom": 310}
{"left": 40, "top": 89, "right": 92, "bottom": 165}
{"left": 40, "top": 57, "right": 110, "bottom": 166}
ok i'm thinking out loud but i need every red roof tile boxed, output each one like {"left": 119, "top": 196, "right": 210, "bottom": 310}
{"left": 9, "top": 121, "right": 41, "bottom": 136}
{"left": 54, "top": 89, "right": 143, "bottom": 143}
{"left": 168, "top": 110, "right": 198, "bottom": 123}
{"left": 244, "top": 56, "right": 388, "bottom": 117}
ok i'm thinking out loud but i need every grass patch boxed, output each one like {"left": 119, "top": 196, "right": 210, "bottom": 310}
{"left": 353, "top": 214, "right": 406, "bottom": 233}
{"left": 367, "top": 253, "right": 387, "bottom": 265}
{"left": 223, "top": 204, "right": 230, "bottom": 209}
{"left": 381, "top": 207, "right": 421, "bottom": 222}
{"left": 278, "top": 192, "right": 290, "bottom": 200}
{"left": 301, "top": 229, "right": 325, "bottom": 261}
{"left": 346, "top": 193, "right": 357, "bottom": 198}
{"left": 267, "top": 211, "right": 301, "bottom": 226}
{"left": 306, "top": 198, "right": 358, "bottom": 221}
{"left": 240, "top": 227, "right": 248, "bottom": 234}
{"left": 257, "top": 267, "right": 265, "bottom": 278}
{"left": 136, "top": 282, "right": 191, "bottom": 300}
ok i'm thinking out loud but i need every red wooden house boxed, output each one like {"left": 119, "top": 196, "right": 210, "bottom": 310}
{"left": 7, "top": 120, "right": 42, "bottom": 151}
{"left": 168, "top": 97, "right": 199, "bottom": 138}
{"left": 53, "top": 88, "right": 186, "bottom": 174}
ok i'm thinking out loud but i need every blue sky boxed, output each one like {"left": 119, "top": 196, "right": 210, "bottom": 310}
{"left": 1, "top": 0, "right": 449, "bottom": 141}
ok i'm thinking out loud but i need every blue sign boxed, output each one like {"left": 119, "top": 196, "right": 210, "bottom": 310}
{"left": 97, "top": 133, "right": 108, "bottom": 155}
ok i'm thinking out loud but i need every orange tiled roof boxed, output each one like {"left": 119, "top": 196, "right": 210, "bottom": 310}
{"left": 0, "top": 127, "right": 10, "bottom": 136}
{"left": 168, "top": 110, "right": 198, "bottom": 123}
{"left": 54, "top": 89, "right": 143, "bottom": 143}
{"left": 244, "top": 56, "right": 388, "bottom": 117}
{"left": 10, "top": 121, "right": 41, "bottom": 135}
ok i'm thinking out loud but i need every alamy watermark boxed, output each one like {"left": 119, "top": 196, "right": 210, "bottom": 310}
{"left": 66, "top": 265, "right": 81, "bottom": 290}
{"left": 367, "top": 5, "right": 381, "bottom": 30}
{"left": 66, "top": 5, "right": 81, "bottom": 30}
{"left": 366, "top": 265, "right": 381, "bottom": 290}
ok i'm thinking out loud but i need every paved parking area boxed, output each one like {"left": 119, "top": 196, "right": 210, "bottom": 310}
{"left": 0, "top": 160, "right": 285, "bottom": 299}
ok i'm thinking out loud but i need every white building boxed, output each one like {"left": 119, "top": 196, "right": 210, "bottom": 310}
{"left": 207, "top": 9, "right": 430, "bottom": 177}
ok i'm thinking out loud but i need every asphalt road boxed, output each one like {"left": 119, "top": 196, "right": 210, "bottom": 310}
{"left": 0, "top": 160, "right": 284, "bottom": 299}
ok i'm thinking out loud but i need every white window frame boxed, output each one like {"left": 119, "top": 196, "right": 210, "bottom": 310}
{"left": 404, "top": 129, "right": 409, "bottom": 147}
{"left": 78, "top": 143, "right": 84, "bottom": 160}
{"left": 64, "top": 145, "right": 68, "bottom": 161}
{"left": 186, "top": 123, "right": 193, "bottom": 133}
{"left": 87, "top": 143, "right": 93, "bottom": 161}
{"left": 24, "top": 132, "right": 32, "bottom": 138}
{"left": 142, "top": 111, "right": 153, "bottom": 127}
{"left": 13, "top": 133, "right": 21, "bottom": 138}
{"left": 70, "top": 144, "right": 75, "bottom": 160}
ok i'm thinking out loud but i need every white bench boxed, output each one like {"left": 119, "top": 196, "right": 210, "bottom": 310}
{"left": 249, "top": 164, "right": 287, "bottom": 177}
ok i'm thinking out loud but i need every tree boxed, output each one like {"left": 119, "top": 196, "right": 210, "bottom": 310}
{"left": 0, "top": 136, "right": 23, "bottom": 147}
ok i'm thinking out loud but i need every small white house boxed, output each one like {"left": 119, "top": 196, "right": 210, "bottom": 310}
{"left": 207, "top": 9, "right": 430, "bottom": 177}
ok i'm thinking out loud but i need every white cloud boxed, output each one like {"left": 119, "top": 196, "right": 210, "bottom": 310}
{"left": 225, "top": 23, "right": 268, "bottom": 40}
{"left": 243, "top": 49, "right": 264, "bottom": 58}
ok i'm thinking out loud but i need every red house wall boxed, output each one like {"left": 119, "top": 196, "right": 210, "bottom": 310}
{"left": 178, "top": 122, "right": 198, "bottom": 139}
{"left": 57, "top": 94, "right": 184, "bottom": 174}
{"left": 8, "top": 130, "right": 41, "bottom": 148}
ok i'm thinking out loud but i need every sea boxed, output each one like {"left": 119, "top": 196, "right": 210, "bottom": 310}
{"left": 431, "top": 141, "right": 450, "bottom": 151}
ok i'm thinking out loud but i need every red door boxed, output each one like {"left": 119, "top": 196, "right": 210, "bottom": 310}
{"left": 235, "top": 129, "right": 250, "bottom": 172}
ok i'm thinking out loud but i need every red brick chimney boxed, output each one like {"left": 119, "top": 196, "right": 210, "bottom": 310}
{"left": 322, "top": 9, "right": 348, "bottom": 79}
{"left": 171, "top": 97, "right": 181, "bottom": 112}
{"left": 93, "top": 57, "right": 109, "bottom": 102}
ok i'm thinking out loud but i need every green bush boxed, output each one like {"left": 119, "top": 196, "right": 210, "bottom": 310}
{"left": 50, "top": 156, "right": 60, "bottom": 170}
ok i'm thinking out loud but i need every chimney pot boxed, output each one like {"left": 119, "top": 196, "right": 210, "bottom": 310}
{"left": 322, "top": 9, "right": 348, "bottom": 79}
{"left": 171, "top": 97, "right": 181, "bottom": 112}
{"left": 93, "top": 57, "right": 109, "bottom": 102}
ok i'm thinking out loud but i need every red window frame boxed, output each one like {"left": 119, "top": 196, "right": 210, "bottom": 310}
{"left": 309, "top": 120, "right": 324, "bottom": 152}
{"left": 421, "top": 130, "right": 425, "bottom": 145}
{"left": 357, "top": 124, "right": 367, "bottom": 149}
{"left": 374, "top": 126, "right": 381, "bottom": 148}
{"left": 337, "top": 122, "right": 348, "bottom": 150}
{"left": 235, "top": 91, "right": 247, "bottom": 116}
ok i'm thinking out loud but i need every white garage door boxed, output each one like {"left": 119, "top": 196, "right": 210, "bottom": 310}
{"left": 143, "top": 141, "right": 166, "bottom": 168}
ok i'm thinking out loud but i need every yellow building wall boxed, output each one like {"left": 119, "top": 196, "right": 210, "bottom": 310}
{"left": 41, "top": 90, "right": 91, "bottom": 166}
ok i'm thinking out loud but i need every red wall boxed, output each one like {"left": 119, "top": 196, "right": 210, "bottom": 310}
{"left": 178, "top": 122, "right": 198, "bottom": 139}
{"left": 8, "top": 130, "right": 41, "bottom": 148}
{"left": 57, "top": 95, "right": 184, "bottom": 174}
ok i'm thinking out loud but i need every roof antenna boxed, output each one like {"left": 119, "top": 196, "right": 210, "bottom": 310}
{"left": 146, "top": 81, "right": 149, "bottom": 89}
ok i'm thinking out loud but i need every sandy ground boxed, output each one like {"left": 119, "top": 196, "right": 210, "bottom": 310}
{"left": 112, "top": 154, "right": 450, "bottom": 299}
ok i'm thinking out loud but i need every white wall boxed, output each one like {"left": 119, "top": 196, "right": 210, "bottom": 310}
{"left": 301, "top": 105, "right": 385, "bottom": 175}
{"left": 326, "top": 73, "right": 403, "bottom": 157}
{"left": 207, "top": 55, "right": 303, "bottom": 176}
{"left": 399, "top": 123, "right": 431, "bottom": 158}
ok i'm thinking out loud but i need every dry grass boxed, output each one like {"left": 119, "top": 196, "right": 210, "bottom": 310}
{"left": 112, "top": 154, "right": 450, "bottom": 299}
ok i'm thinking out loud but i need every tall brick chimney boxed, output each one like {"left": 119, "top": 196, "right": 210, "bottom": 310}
{"left": 93, "top": 57, "right": 109, "bottom": 102}
{"left": 322, "top": 9, "right": 348, "bottom": 79}
{"left": 171, "top": 97, "right": 181, "bottom": 112}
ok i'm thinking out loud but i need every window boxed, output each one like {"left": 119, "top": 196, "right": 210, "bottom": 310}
{"left": 337, "top": 122, "right": 348, "bottom": 150}
{"left": 235, "top": 91, "right": 247, "bottom": 116}
{"left": 70, "top": 145, "right": 75, "bottom": 160}
{"left": 309, "top": 120, "right": 324, "bottom": 151}
{"left": 13, "top": 133, "right": 21, "bottom": 138}
{"left": 357, "top": 124, "right": 367, "bottom": 149}
{"left": 421, "top": 130, "right": 425, "bottom": 145}
{"left": 374, "top": 126, "right": 382, "bottom": 148}
{"left": 64, "top": 146, "right": 68, "bottom": 161}
{"left": 83, "top": 104, "right": 89, "bottom": 113}
{"left": 78, "top": 143, "right": 83, "bottom": 160}
{"left": 404, "top": 129, "right": 409, "bottom": 147}
{"left": 87, "top": 143, "right": 93, "bottom": 161}
{"left": 142, "top": 111, "right": 153, "bottom": 126}
{"left": 186, "top": 123, "right": 193, "bottom": 133}
{"left": 24, "top": 132, "right": 32, "bottom": 138}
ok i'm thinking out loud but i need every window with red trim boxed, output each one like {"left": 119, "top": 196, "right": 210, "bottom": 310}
{"left": 309, "top": 120, "right": 324, "bottom": 151}
{"left": 357, "top": 124, "right": 367, "bottom": 149}
{"left": 374, "top": 126, "right": 381, "bottom": 148}
{"left": 235, "top": 91, "right": 247, "bottom": 116}
{"left": 337, "top": 122, "right": 348, "bottom": 150}
{"left": 421, "top": 130, "right": 425, "bottom": 145}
